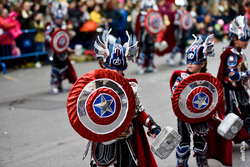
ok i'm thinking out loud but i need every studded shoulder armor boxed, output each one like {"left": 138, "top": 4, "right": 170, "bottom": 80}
{"left": 128, "top": 79, "right": 145, "bottom": 116}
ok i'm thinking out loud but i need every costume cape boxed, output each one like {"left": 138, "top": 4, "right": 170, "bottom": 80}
{"left": 127, "top": 78, "right": 158, "bottom": 167}
{"left": 132, "top": 119, "right": 158, "bottom": 167}
{"left": 64, "top": 57, "right": 77, "bottom": 84}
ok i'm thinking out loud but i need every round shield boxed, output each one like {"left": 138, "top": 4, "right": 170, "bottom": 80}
{"left": 50, "top": 28, "right": 70, "bottom": 54}
{"left": 144, "top": 10, "right": 163, "bottom": 35}
{"left": 172, "top": 73, "right": 223, "bottom": 124}
{"left": 180, "top": 12, "right": 193, "bottom": 31}
{"left": 67, "top": 69, "right": 135, "bottom": 142}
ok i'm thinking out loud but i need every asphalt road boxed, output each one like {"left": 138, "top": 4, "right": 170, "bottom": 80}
{"left": 0, "top": 41, "right": 249, "bottom": 167}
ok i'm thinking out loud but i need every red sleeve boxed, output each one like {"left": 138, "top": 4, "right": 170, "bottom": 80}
{"left": 127, "top": 78, "right": 138, "bottom": 84}
{"left": 137, "top": 111, "right": 152, "bottom": 129}
{"left": 0, "top": 17, "right": 18, "bottom": 30}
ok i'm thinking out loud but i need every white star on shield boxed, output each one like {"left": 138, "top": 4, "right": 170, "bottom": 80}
{"left": 178, "top": 159, "right": 184, "bottom": 164}
{"left": 193, "top": 93, "right": 208, "bottom": 109}
{"left": 94, "top": 94, "right": 114, "bottom": 117}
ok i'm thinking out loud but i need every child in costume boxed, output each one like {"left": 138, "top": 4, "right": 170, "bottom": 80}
{"left": 44, "top": 2, "right": 77, "bottom": 94}
{"left": 136, "top": 0, "right": 158, "bottom": 74}
{"left": 217, "top": 15, "right": 250, "bottom": 144}
{"left": 170, "top": 34, "right": 215, "bottom": 167}
{"left": 80, "top": 29, "right": 161, "bottom": 167}
{"left": 166, "top": 0, "right": 190, "bottom": 66}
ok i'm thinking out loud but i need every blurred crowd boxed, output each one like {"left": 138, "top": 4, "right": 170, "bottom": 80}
{"left": 0, "top": 0, "right": 250, "bottom": 65}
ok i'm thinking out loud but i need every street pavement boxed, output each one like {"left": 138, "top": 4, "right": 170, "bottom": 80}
{"left": 0, "top": 41, "right": 249, "bottom": 167}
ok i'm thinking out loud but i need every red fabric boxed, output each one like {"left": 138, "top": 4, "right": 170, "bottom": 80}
{"left": 217, "top": 46, "right": 235, "bottom": 83}
{"left": 132, "top": 119, "right": 158, "bottom": 167}
{"left": 84, "top": 49, "right": 95, "bottom": 55}
{"left": 79, "top": 21, "right": 98, "bottom": 32}
{"left": 155, "top": 13, "right": 176, "bottom": 56}
{"left": 0, "top": 16, "right": 18, "bottom": 45}
{"left": 127, "top": 78, "right": 138, "bottom": 84}
{"left": 64, "top": 57, "right": 77, "bottom": 84}
{"left": 137, "top": 110, "right": 152, "bottom": 128}
{"left": 5, "top": 11, "right": 22, "bottom": 38}
{"left": 0, "top": 16, "right": 18, "bottom": 30}
{"left": 206, "top": 105, "right": 233, "bottom": 166}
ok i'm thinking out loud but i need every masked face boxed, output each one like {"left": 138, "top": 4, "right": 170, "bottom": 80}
{"left": 187, "top": 62, "right": 205, "bottom": 74}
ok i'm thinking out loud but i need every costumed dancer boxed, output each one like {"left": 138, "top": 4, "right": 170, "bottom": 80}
{"left": 170, "top": 34, "right": 217, "bottom": 167}
{"left": 136, "top": 0, "right": 159, "bottom": 74}
{"left": 217, "top": 15, "right": 250, "bottom": 144}
{"left": 82, "top": 29, "right": 161, "bottom": 167}
{"left": 44, "top": 2, "right": 77, "bottom": 94}
{"left": 166, "top": 0, "right": 190, "bottom": 66}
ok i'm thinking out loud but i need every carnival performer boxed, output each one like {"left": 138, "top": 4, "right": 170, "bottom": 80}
{"left": 88, "top": 29, "right": 161, "bottom": 167}
{"left": 44, "top": 2, "right": 77, "bottom": 94}
{"left": 170, "top": 34, "right": 216, "bottom": 167}
{"left": 217, "top": 15, "right": 250, "bottom": 145}
{"left": 136, "top": 0, "right": 158, "bottom": 74}
{"left": 166, "top": 0, "right": 190, "bottom": 66}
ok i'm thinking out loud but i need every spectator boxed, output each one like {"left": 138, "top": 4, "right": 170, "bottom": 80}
{"left": 17, "top": 0, "right": 33, "bottom": 29}
{"left": 31, "top": 0, "right": 47, "bottom": 14}
{"left": 197, "top": 0, "right": 209, "bottom": 16}
{"left": 86, "top": 0, "right": 95, "bottom": 13}
{"left": 117, "top": 0, "right": 128, "bottom": 43}
{"left": 0, "top": 8, "right": 21, "bottom": 68}
{"left": 90, "top": 4, "right": 102, "bottom": 24}
{"left": 79, "top": 2, "right": 90, "bottom": 27}
{"left": 130, "top": 0, "right": 140, "bottom": 43}
{"left": 68, "top": 0, "right": 81, "bottom": 31}
{"left": 29, "top": 12, "right": 45, "bottom": 52}
{"left": 1, "top": 0, "right": 10, "bottom": 11}
{"left": 0, "top": 8, "right": 19, "bottom": 56}
{"left": 105, "top": 0, "right": 122, "bottom": 39}
{"left": 124, "top": 0, "right": 134, "bottom": 35}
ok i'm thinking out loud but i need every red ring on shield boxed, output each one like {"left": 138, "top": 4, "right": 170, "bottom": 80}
{"left": 172, "top": 73, "right": 223, "bottom": 123}
{"left": 186, "top": 87, "right": 213, "bottom": 113}
{"left": 50, "top": 28, "right": 70, "bottom": 54}
{"left": 67, "top": 69, "right": 135, "bottom": 142}
{"left": 86, "top": 88, "right": 121, "bottom": 125}
{"left": 145, "top": 10, "right": 163, "bottom": 35}
{"left": 180, "top": 12, "right": 193, "bottom": 31}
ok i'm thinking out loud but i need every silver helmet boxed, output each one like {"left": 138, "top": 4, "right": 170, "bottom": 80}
{"left": 94, "top": 29, "right": 139, "bottom": 70}
{"left": 185, "top": 34, "right": 215, "bottom": 65}
{"left": 229, "top": 15, "right": 250, "bottom": 41}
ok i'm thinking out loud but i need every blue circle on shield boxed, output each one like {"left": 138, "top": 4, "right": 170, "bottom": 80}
{"left": 93, "top": 94, "right": 115, "bottom": 118}
{"left": 192, "top": 92, "right": 209, "bottom": 110}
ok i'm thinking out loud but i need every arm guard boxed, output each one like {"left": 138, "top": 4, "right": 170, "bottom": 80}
{"left": 227, "top": 54, "right": 250, "bottom": 82}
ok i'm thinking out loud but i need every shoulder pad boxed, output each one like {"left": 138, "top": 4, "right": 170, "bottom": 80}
{"left": 45, "top": 22, "right": 53, "bottom": 34}
{"left": 227, "top": 54, "right": 238, "bottom": 67}
{"left": 230, "top": 47, "right": 240, "bottom": 55}
{"left": 181, "top": 72, "right": 189, "bottom": 79}
{"left": 174, "top": 76, "right": 182, "bottom": 87}
{"left": 170, "top": 70, "right": 188, "bottom": 89}
{"left": 128, "top": 78, "right": 138, "bottom": 94}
